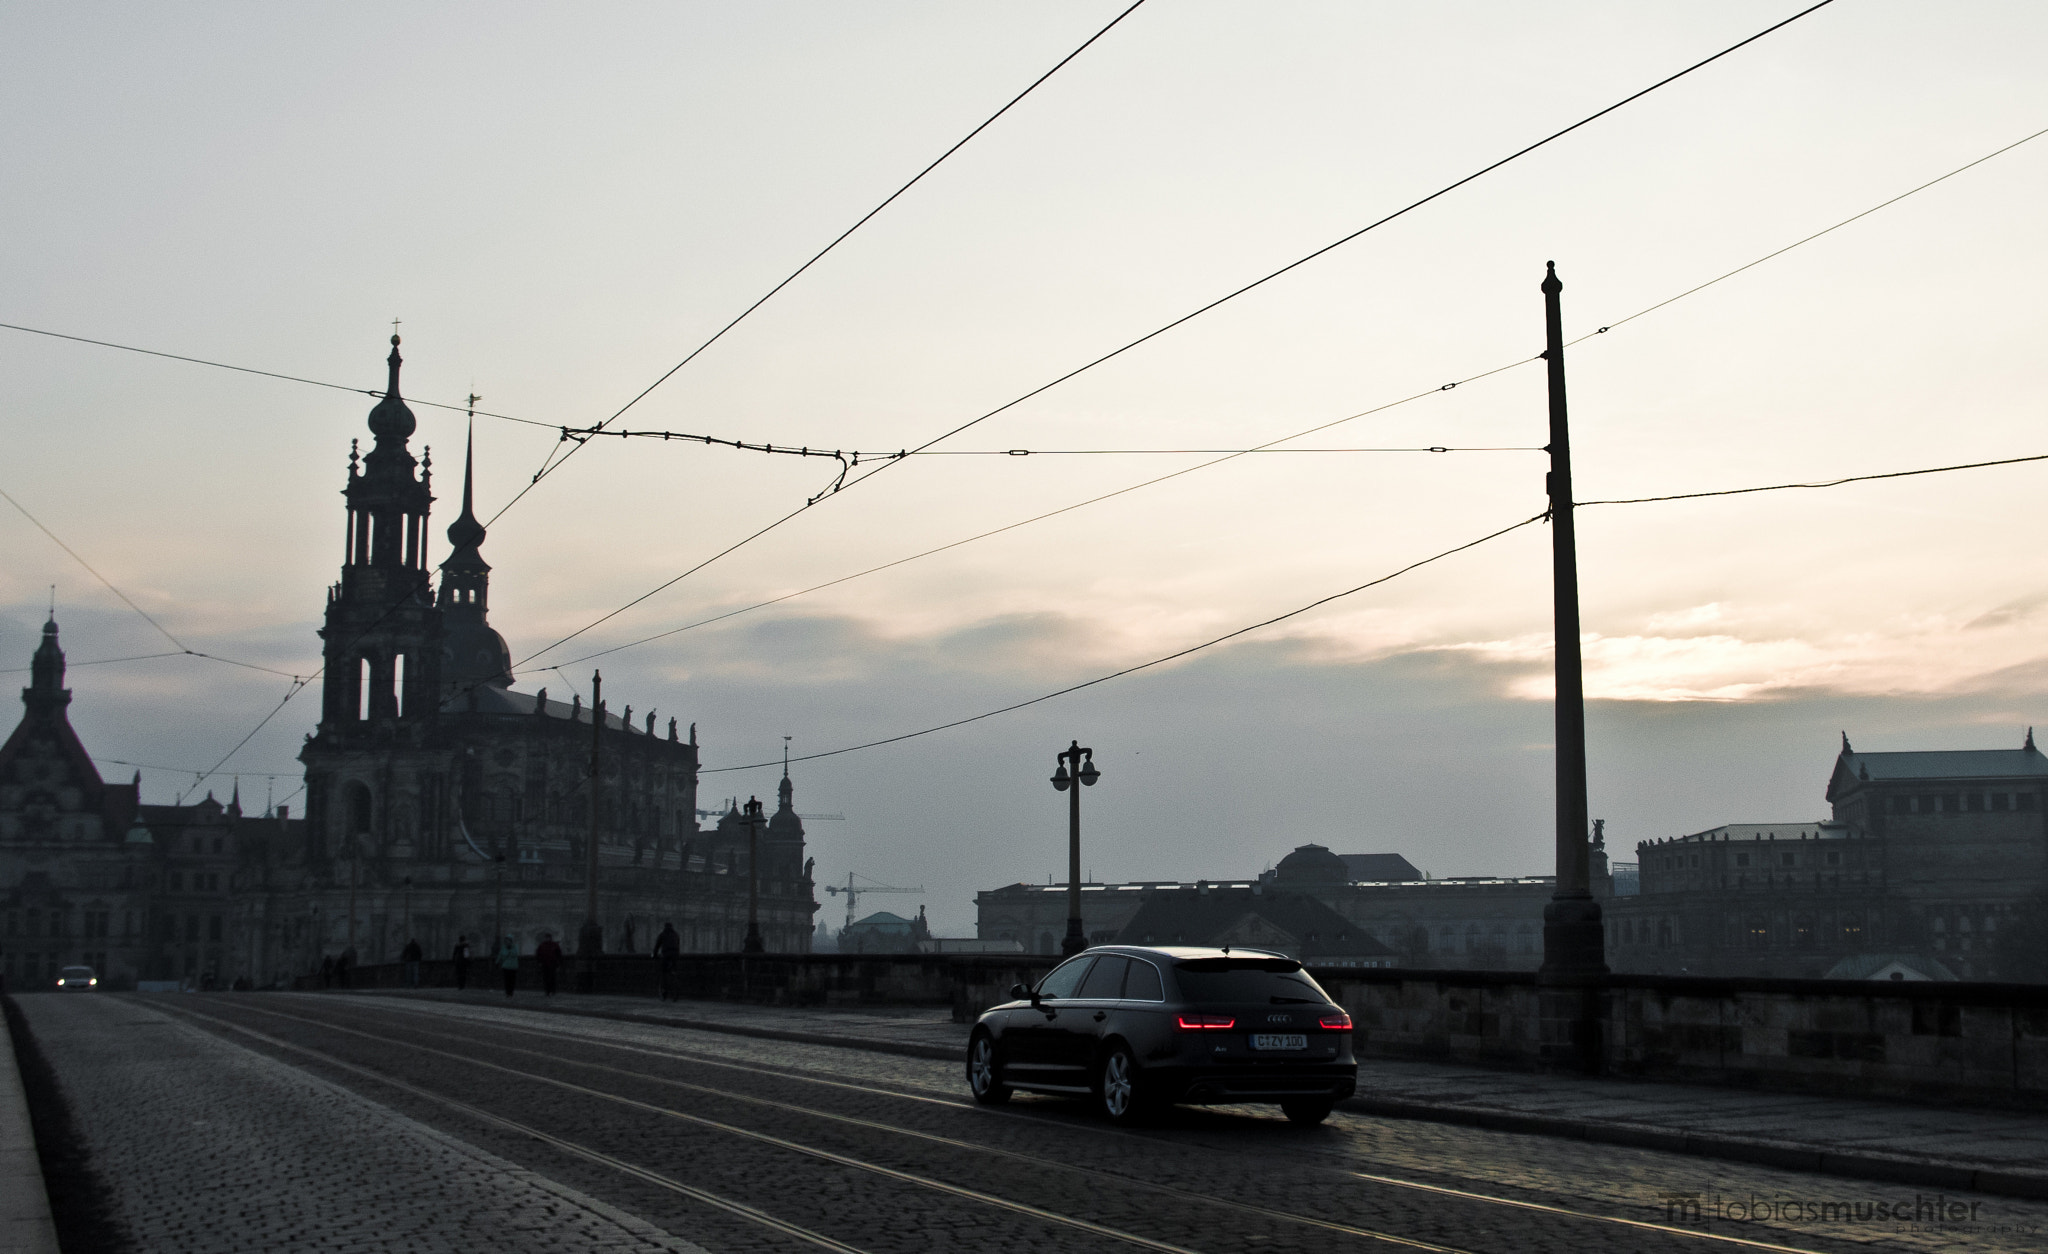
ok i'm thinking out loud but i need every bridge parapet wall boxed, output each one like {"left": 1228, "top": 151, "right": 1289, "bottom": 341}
{"left": 303, "top": 956, "right": 2048, "bottom": 1106}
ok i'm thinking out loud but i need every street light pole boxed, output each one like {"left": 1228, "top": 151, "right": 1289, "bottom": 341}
{"left": 742, "top": 797, "right": 764, "bottom": 954}
{"left": 579, "top": 671, "right": 604, "bottom": 990}
{"left": 494, "top": 853, "right": 505, "bottom": 950}
{"left": 1050, "top": 740, "right": 1101, "bottom": 956}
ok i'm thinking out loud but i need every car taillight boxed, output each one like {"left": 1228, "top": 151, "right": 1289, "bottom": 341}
{"left": 1175, "top": 1015, "right": 1236, "bottom": 1030}
{"left": 1318, "top": 1012, "right": 1353, "bottom": 1031}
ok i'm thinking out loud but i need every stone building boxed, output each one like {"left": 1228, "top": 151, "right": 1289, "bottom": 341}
{"left": 975, "top": 841, "right": 1582, "bottom": 970}
{"left": 0, "top": 338, "right": 819, "bottom": 986}
{"left": 1607, "top": 734, "right": 2048, "bottom": 980}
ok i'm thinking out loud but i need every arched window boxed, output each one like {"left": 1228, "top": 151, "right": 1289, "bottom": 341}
{"left": 1794, "top": 917, "right": 1813, "bottom": 946}
{"left": 1746, "top": 916, "right": 1768, "bottom": 947}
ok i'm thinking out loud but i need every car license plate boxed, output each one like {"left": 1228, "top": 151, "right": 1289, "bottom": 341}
{"left": 1250, "top": 1033, "right": 1307, "bottom": 1051}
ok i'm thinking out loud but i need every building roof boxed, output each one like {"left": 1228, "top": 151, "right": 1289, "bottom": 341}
{"left": 1273, "top": 843, "right": 1350, "bottom": 884}
{"left": 1339, "top": 853, "right": 1424, "bottom": 882}
{"left": 1828, "top": 739, "right": 2048, "bottom": 801}
{"left": 1114, "top": 886, "right": 1397, "bottom": 959}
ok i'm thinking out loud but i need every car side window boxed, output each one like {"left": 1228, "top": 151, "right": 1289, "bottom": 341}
{"left": 1076, "top": 955, "right": 1129, "bottom": 999}
{"left": 1035, "top": 955, "right": 1095, "bottom": 1000}
{"left": 1123, "top": 959, "right": 1164, "bottom": 1001}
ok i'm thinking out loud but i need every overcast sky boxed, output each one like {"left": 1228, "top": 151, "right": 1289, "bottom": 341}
{"left": 4, "top": 1, "right": 2045, "bottom": 932}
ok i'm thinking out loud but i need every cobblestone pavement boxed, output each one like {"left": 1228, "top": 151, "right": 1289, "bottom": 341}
{"left": 376, "top": 987, "right": 2048, "bottom": 1178}
{"left": 56, "top": 992, "right": 2045, "bottom": 1254}
{"left": 16, "top": 995, "right": 710, "bottom": 1254}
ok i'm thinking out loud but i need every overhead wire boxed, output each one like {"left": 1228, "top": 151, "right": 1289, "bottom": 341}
{"left": 511, "top": 1, "right": 1836, "bottom": 672}
{"left": 491, "top": 0, "right": 1153, "bottom": 525}
{"left": 134, "top": 5, "right": 1154, "bottom": 798}
{"left": 0, "top": 321, "right": 556, "bottom": 429}
{"left": 702, "top": 511, "right": 1551, "bottom": 773}
{"left": 1, "top": 481, "right": 310, "bottom": 680}
{"left": 702, "top": 443, "right": 2048, "bottom": 775}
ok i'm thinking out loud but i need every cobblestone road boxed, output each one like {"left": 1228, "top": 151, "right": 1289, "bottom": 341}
{"left": 24, "top": 992, "right": 2048, "bottom": 1253}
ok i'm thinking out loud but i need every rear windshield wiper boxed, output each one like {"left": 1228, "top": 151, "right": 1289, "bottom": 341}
{"left": 1269, "top": 996, "right": 1321, "bottom": 1004}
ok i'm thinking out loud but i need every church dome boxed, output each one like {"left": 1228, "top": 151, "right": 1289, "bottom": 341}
{"left": 442, "top": 622, "right": 514, "bottom": 691}
{"left": 367, "top": 336, "right": 417, "bottom": 439}
{"left": 1274, "top": 843, "right": 1349, "bottom": 884}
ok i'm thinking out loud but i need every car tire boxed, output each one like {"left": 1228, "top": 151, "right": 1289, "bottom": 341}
{"left": 1281, "top": 1098, "right": 1335, "bottom": 1126}
{"left": 967, "top": 1031, "right": 1011, "bottom": 1105}
{"left": 1095, "top": 1043, "right": 1148, "bottom": 1125}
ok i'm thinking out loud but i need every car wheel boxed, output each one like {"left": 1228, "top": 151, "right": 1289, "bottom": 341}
{"left": 1281, "top": 1098, "right": 1334, "bottom": 1126}
{"left": 967, "top": 1032, "right": 1011, "bottom": 1105}
{"left": 1096, "top": 1043, "right": 1147, "bottom": 1124}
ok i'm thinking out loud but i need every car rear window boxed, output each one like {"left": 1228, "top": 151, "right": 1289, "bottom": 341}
{"left": 1173, "top": 959, "right": 1331, "bottom": 1005}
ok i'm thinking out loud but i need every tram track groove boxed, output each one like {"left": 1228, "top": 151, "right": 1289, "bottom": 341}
{"left": 163, "top": 999, "right": 1259, "bottom": 1254}
{"left": 157, "top": 1002, "right": 870, "bottom": 1254}
{"left": 241, "top": 996, "right": 1848, "bottom": 1254}
{"left": 270, "top": 997, "right": 1486, "bottom": 1252}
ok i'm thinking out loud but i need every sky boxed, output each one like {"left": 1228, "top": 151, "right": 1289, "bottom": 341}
{"left": 3, "top": 1, "right": 2045, "bottom": 933}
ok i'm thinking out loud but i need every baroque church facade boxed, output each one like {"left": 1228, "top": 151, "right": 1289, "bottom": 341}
{"left": 0, "top": 338, "right": 817, "bottom": 988}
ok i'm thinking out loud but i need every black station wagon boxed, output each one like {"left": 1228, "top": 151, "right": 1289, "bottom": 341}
{"left": 965, "top": 945, "right": 1357, "bottom": 1125}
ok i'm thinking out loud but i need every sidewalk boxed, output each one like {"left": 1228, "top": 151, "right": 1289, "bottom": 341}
{"left": 0, "top": 1003, "right": 59, "bottom": 1254}
{"left": 357, "top": 987, "right": 2048, "bottom": 1201}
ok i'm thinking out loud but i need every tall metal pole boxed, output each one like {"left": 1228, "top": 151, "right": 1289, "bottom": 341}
{"left": 742, "top": 797, "right": 764, "bottom": 953}
{"left": 1537, "top": 261, "right": 1607, "bottom": 1064}
{"left": 579, "top": 671, "right": 604, "bottom": 987}
{"left": 493, "top": 854, "right": 505, "bottom": 950}
{"left": 1065, "top": 745, "right": 1083, "bottom": 955}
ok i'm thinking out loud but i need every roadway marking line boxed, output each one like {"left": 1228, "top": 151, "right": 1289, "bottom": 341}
{"left": 1348, "top": 1173, "right": 1828, "bottom": 1254}
{"left": 182, "top": 1001, "right": 1237, "bottom": 1254}
{"left": 297, "top": 998, "right": 1472, "bottom": 1253}
{"left": 159, "top": 1003, "right": 864, "bottom": 1254}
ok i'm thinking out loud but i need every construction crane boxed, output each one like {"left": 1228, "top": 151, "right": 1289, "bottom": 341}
{"left": 823, "top": 873, "right": 924, "bottom": 932}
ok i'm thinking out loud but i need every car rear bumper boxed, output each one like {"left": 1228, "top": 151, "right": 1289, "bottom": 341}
{"left": 1151, "top": 1063, "right": 1357, "bottom": 1105}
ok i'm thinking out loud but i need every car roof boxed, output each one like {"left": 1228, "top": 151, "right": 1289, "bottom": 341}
{"left": 59, "top": 965, "right": 95, "bottom": 973}
{"left": 1080, "top": 945, "right": 1293, "bottom": 963}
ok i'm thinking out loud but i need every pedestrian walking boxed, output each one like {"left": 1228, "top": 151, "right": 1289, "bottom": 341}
{"left": 336, "top": 946, "right": 356, "bottom": 989}
{"left": 452, "top": 935, "right": 470, "bottom": 991}
{"left": 401, "top": 937, "right": 423, "bottom": 988}
{"left": 653, "top": 921, "right": 680, "bottom": 1001}
{"left": 535, "top": 932, "right": 563, "bottom": 997}
{"left": 496, "top": 935, "right": 519, "bottom": 997}
{"left": 319, "top": 954, "right": 334, "bottom": 989}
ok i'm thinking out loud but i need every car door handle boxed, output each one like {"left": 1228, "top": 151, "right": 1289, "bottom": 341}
{"left": 1093, "top": 1011, "right": 1107, "bottom": 1022}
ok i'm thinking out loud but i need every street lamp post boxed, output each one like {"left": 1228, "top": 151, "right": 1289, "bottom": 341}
{"left": 1050, "top": 740, "right": 1101, "bottom": 956}
{"left": 742, "top": 797, "right": 765, "bottom": 954}
{"left": 493, "top": 854, "right": 505, "bottom": 952}
{"left": 579, "top": 670, "right": 604, "bottom": 992}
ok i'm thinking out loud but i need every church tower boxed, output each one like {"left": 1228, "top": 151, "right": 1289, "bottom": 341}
{"left": 304, "top": 337, "right": 443, "bottom": 861}
{"left": 317, "top": 336, "right": 442, "bottom": 727}
{"left": 436, "top": 419, "right": 514, "bottom": 702}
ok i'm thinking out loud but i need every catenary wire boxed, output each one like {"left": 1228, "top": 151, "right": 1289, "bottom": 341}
{"left": 825, "top": 0, "right": 1839, "bottom": 489}
{"left": 492, "top": 0, "right": 1152, "bottom": 525}
{"left": 1, "top": 481, "right": 308, "bottom": 680}
{"left": 701, "top": 444, "right": 2048, "bottom": 774}
{"left": 0, "top": 321, "right": 555, "bottom": 429}
{"left": 540, "top": 122, "right": 2048, "bottom": 674}
{"left": 6, "top": 110, "right": 2035, "bottom": 498}
{"left": 702, "top": 511, "right": 1548, "bottom": 772}
{"left": 1578, "top": 451, "right": 2048, "bottom": 507}
{"left": 509, "top": 1, "right": 1836, "bottom": 669}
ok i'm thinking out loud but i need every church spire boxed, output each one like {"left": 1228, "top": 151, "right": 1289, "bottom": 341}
{"left": 24, "top": 615, "right": 70, "bottom": 718}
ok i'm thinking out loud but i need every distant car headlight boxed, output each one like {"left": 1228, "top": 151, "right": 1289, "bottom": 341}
{"left": 88, "top": 979, "right": 98, "bottom": 986}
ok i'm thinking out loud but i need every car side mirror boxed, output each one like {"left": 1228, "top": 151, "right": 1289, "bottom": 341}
{"left": 1011, "top": 981, "right": 1041, "bottom": 1005}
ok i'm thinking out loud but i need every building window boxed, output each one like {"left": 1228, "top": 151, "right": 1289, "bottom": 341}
{"left": 1825, "top": 851, "right": 1841, "bottom": 866}
{"left": 1780, "top": 852, "right": 1795, "bottom": 868}
{"left": 1892, "top": 796, "right": 1911, "bottom": 815}
{"left": 1843, "top": 916, "right": 1863, "bottom": 943}
{"left": 25, "top": 910, "right": 40, "bottom": 938}
{"left": 2021, "top": 793, "right": 2038, "bottom": 812}
{"left": 186, "top": 916, "right": 200, "bottom": 942}
{"left": 1689, "top": 854, "right": 1700, "bottom": 868}
{"left": 209, "top": 916, "right": 223, "bottom": 942}
{"left": 1747, "top": 916, "right": 1768, "bottom": 947}
{"left": 1794, "top": 918, "right": 1813, "bottom": 946}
